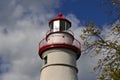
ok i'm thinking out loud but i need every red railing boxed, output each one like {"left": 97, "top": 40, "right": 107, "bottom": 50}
{"left": 39, "top": 38, "right": 81, "bottom": 50}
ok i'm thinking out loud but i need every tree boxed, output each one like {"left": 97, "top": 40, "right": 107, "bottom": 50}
{"left": 80, "top": 0, "right": 120, "bottom": 79}
{"left": 80, "top": 21, "right": 120, "bottom": 80}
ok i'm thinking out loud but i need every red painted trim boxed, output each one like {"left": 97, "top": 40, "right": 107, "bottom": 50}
{"left": 39, "top": 44, "right": 81, "bottom": 59}
{"left": 48, "top": 13, "right": 71, "bottom": 26}
{"left": 49, "top": 18, "right": 71, "bottom": 26}
{"left": 41, "top": 63, "right": 78, "bottom": 73}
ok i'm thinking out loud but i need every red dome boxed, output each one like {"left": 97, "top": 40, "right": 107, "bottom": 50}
{"left": 49, "top": 13, "right": 71, "bottom": 26}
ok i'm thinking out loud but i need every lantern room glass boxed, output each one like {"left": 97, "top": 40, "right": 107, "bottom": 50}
{"left": 49, "top": 20, "right": 71, "bottom": 32}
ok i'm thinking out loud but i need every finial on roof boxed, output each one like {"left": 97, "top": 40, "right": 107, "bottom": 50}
{"left": 58, "top": 12, "right": 63, "bottom": 17}
{"left": 56, "top": 12, "right": 63, "bottom": 18}
{"left": 49, "top": 12, "right": 71, "bottom": 26}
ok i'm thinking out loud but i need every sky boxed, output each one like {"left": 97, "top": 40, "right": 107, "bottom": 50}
{"left": 58, "top": 0, "right": 111, "bottom": 25}
{"left": 0, "top": 0, "right": 118, "bottom": 80}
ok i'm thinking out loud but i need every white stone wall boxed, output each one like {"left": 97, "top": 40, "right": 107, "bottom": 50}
{"left": 47, "top": 33, "right": 73, "bottom": 45}
{"left": 40, "top": 66, "right": 78, "bottom": 80}
{"left": 40, "top": 48, "right": 78, "bottom": 80}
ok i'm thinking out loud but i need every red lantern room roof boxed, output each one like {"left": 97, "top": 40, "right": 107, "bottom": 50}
{"left": 49, "top": 13, "right": 71, "bottom": 26}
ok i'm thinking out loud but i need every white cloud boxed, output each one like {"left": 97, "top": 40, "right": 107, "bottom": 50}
{"left": 0, "top": 0, "right": 59, "bottom": 80}
{"left": 66, "top": 14, "right": 80, "bottom": 29}
{"left": 0, "top": 0, "right": 59, "bottom": 26}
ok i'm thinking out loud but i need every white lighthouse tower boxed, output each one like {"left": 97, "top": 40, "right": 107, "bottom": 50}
{"left": 38, "top": 13, "right": 81, "bottom": 80}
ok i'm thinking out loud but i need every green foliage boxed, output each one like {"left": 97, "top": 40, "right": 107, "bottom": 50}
{"left": 80, "top": 1, "right": 120, "bottom": 79}
{"left": 80, "top": 21, "right": 120, "bottom": 80}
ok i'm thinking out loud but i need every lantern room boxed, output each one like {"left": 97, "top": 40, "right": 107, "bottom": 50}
{"left": 39, "top": 13, "right": 81, "bottom": 60}
{"left": 49, "top": 13, "right": 71, "bottom": 32}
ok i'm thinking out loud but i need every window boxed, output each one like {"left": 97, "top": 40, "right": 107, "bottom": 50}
{"left": 53, "top": 20, "right": 60, "bottom": 32}
{"left": 43, "top": 56, "right": 47, "bottom": 65}
{"left": 60, "top": 20, "right": 71, "bottom": 31}
{"left": 49, "top": 23, "right": 53, "bottom": 29}
{"left": 60, "top": 20, "right": 65, "bottom": 31}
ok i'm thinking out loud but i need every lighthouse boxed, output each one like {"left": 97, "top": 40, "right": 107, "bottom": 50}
{"left": 38, "top": 13, "right": 81, "bottom": 80}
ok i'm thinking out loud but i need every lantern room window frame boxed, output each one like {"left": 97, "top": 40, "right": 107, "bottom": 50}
{"left": 49, "top": 20, "right": 71, "bottom": 32}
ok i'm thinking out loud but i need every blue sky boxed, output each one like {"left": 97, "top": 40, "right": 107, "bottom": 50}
{"left": 57, "top": 0, "right": 110, "bottom": 25}
{"left": 0, "top": 0, "right": 117, "bottom": 80}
